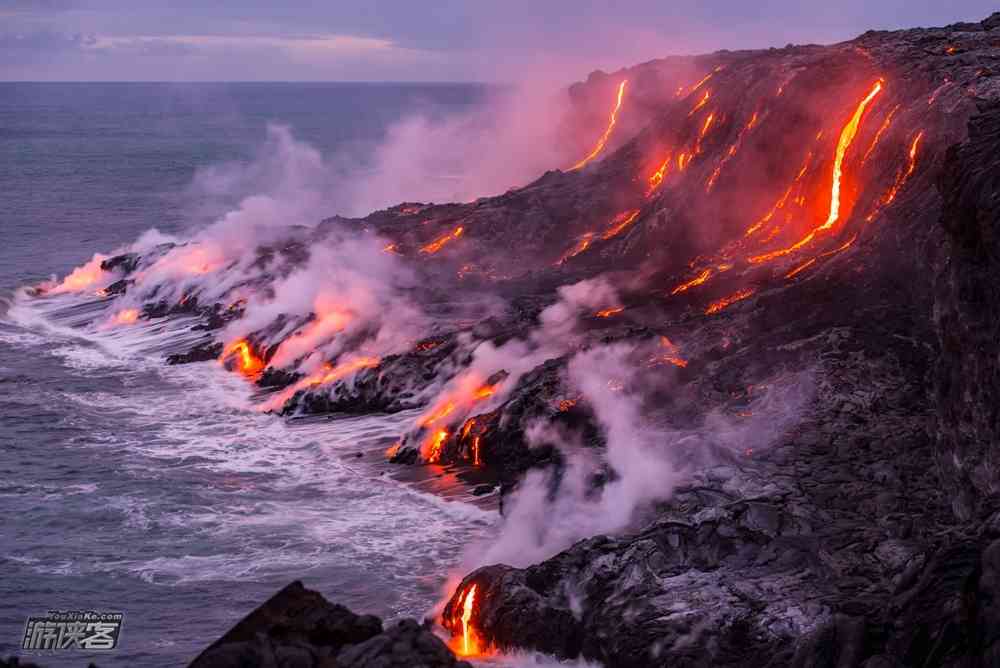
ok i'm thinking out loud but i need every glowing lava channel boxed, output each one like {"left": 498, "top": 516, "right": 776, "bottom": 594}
{"left": 749, "top": 80, "right": 883, "bottom": 264}
{"left": 570, "top": 80, "right": 628, "bottom": 171}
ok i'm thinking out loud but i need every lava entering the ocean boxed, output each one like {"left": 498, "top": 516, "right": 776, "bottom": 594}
{"left": 448, "top": 583, "right": 484, "bottom": 657}
{"left": 220, "top": 340, "right": 265, "bottom": 377}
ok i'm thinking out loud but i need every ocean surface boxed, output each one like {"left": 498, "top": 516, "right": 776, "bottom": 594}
{"left": 0, "top": 82, "right": 502, "bottom": 667}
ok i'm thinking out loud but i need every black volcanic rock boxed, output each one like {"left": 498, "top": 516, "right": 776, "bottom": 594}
{"left": 433, "top": 19, "right": 1000, "bottom": 666}
{"left": 934, "top": 100, "right": 1000, "bottom": 522}
{"left": 166, "top": 341, "right": 223, "bottom": 365}
{"left": 100, "top": 252, "right": 140, "bottom": 275}
{"left": 188, "top": 581, "right": 468, "bottom": 668}
{"left": 337, "top": 619, "right": 473, "bottom": 668}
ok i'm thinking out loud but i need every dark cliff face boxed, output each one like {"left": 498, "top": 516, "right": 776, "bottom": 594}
{"left": 935, "top": 100, "right": 1000, "bottom": 523}
{"left": 431, "top": 16, "right": 1000, "bottom": 668}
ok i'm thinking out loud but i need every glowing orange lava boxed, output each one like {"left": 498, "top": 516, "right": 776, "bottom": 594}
{"left": 221, "top": 340, "right": 264, "bottom": 377}
{"left": 861, "top": 104, "right": 900, "bottom": 164}
{"left": 654, "top": 336, "right": 688, "bottom": 367}
{"left": 688, "top": 90, "right": 710, "bottom": 116}
{"left": 882, "top": 130, "right": 924, "bottom": 205}
{"left": 451, "top": 584, "right": 481, "bottom": 656}
{"left": 595, "top": 307, "right": 624, "bottom": 318}
{"left": 707, "top": 111, "right": 760, "bottom": 192}
{"left": 602, "top": 210, "right": 640, "bottom": 240}
{"left": 111, "top": 309, "right": 139, "bottom": 325}
{"left": 784, "top": 258, "right": 816, "bottom": 279}
{"left": 421, "top": 402, "right": 456, "bottom": 427}
{"left": 51, "top": 255, "right": 108, "bottom": 294}
{"left": 749, "top": 81, "right": 883, "bottom": 264}
{"left": 670, "top": 268, "right": 712, "bottom": 295}
{"left": 821, "top": 81, "right": 883, "bottom": 231}
{"left": 421, "top": 226, "right": 464, "bottom": 254}
{"left": 307, "top": 357, "right": 381, "bottom": 387}
{"left": 647, "top": 153, "right": 673, "bottom": 194}
{"left": 556, "top": 232, "right": 595, "bottom": 265}
{"left": 571, "top": 80, "right": 628, "bottom": 171}
{"left": 426, "top": 429, "right": 449, "bottom": 463}
{"left": 705, "top": 288, "right": 756, "bottom": 315}
{"left": 472, "top": 436, "right": 481, "bottom": 466}
{"left": 256, "top": 356, "right": 380, "bottom": 413}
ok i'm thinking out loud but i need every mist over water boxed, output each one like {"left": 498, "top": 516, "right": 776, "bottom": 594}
{"left": 0, "top": 82, "right": 510, "bottom": 667}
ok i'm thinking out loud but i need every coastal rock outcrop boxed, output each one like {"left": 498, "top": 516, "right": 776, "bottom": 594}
{"left": 188, "top": 581, "right": 471, "bottom": 668}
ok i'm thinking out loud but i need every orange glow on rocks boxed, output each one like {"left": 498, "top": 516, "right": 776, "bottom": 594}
{"left": 670, "top": 268, "right": 712, "bottom": 295}
{"left": 654, "top": 336, "right": 688, "bottom": 368}
{"left": 821, "top": 81, "right": 883, "bottom": 232}
{"left": 571, "top": 80, "right": 628, "bottom": 171}
{"left": 784, "top": 258, "right": 817, "bottom": 279}
{"left": 688, "top": 90, "right": 710, "bottom": 116}
{"left": 556, "top": 232, "right": 595, "bottom": 265}
{"left": 602, "top": 210, "right": 640, "bottom": 240}
{"left": 705, "top": 288, "right": 756, "bottom": 315}
{"left": 221, "top": 340, "right": 265, "bottom": 377}
{"left": 861, "top": 103, "right": 900, "bottom": 164}
{"left": 257, "top": 356, "right": 380, "bottom": 413}
{"left": 882, "top": 130, "right": 924, "bottom": 205}
{"left": 595, "top": 306, "right": 624, "bottom": 318}
{"left": 749, "top": 81, "right": 883, "bottom": 265}
{"left": 647, "top": 153, "right": 673, "bottom": 194}
{"left": 421, "top": 226, "right": 464, "bottom": 254}
{"left": 447, "top": 583, "right": 488, "bottom": 657}
{"left": 111, "top": 309, "right": 140, "bottom": 325}
{"left": 50, "top": 254, "right": 109, "bottom": 294}
{"left": 425, "top": 429, "right": 449, "bottom": 463}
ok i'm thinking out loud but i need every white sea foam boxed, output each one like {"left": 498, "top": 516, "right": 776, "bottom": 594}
{"left": 6, "top": 287, "right": 499, "bottom": 620}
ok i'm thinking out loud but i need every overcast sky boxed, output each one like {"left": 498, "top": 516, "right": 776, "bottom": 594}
{"left": 1, "top": 1, "right": 996, "bottom": 82}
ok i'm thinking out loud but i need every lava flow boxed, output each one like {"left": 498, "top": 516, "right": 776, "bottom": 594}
{"left": 421, "top": 226, "right": 464, "bottom": 254}
{"left": 556, "top": 232, "right": 595, "bottom": 265}
{"left": 882, "top": 131, "right": 924, "bottom": 205}
{"left": 570, "top": 80, "right": 627, "bottom": 171}
{"left": 749, "top": 80, "right": 883, "bottom": 264}
{"left": 448, "top": 583, "right": 483, "bottom": 657}
{"left": 705, "top": 287, "right": 756, "bottom": 315}
{"left": 220, "top": 340, "right": 265, "bottom": 377}
{"left": 602, "top": 210, "right": 640, "bottom": 240}
{"left": 50, "top": 254, "right": 108, "bottom": 294}
{"left": 418, "top": 377, "right": 501, "bottom": 463}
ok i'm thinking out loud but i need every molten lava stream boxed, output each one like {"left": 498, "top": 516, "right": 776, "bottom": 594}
{"left": 602, "top": 210, "right": 640, "bottom": 240}
{"left": 448, "top": 583, "right": 486, "bottom": 657}
{"left": 421, "top": 226, "right": 464, "bottom": 254}
{"left": 881, "top": 130, "right": 924, "bottom": 205}
{"left": 705, "top": 287, "right": 756, "bottom": 315}
{"left": 570, "top": 80, "right": 627, "bottom": 171}
{"left": 556, "top": 232, "right": 595, "bottom": 265}
{"left": 220, "top": 340, "right": 264, "bottom": 377}
{"left": 418, "top": 379, "right": 499, "bottom": 463}
{"left": 748, "top": 80, "right": 883, "bottom": 265}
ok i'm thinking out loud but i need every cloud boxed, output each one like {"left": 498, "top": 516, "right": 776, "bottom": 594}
{"left": 3, "top": 2, "right": 999, "bottom": 81}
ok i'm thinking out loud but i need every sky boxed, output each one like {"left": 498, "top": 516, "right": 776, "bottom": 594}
{"left": 1, "top": 1, "right": 997, "bottom": 82}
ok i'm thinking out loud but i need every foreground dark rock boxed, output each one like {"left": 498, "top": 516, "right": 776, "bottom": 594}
{"left": 188, "top": 581, "right": 472, "bottom": 668}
